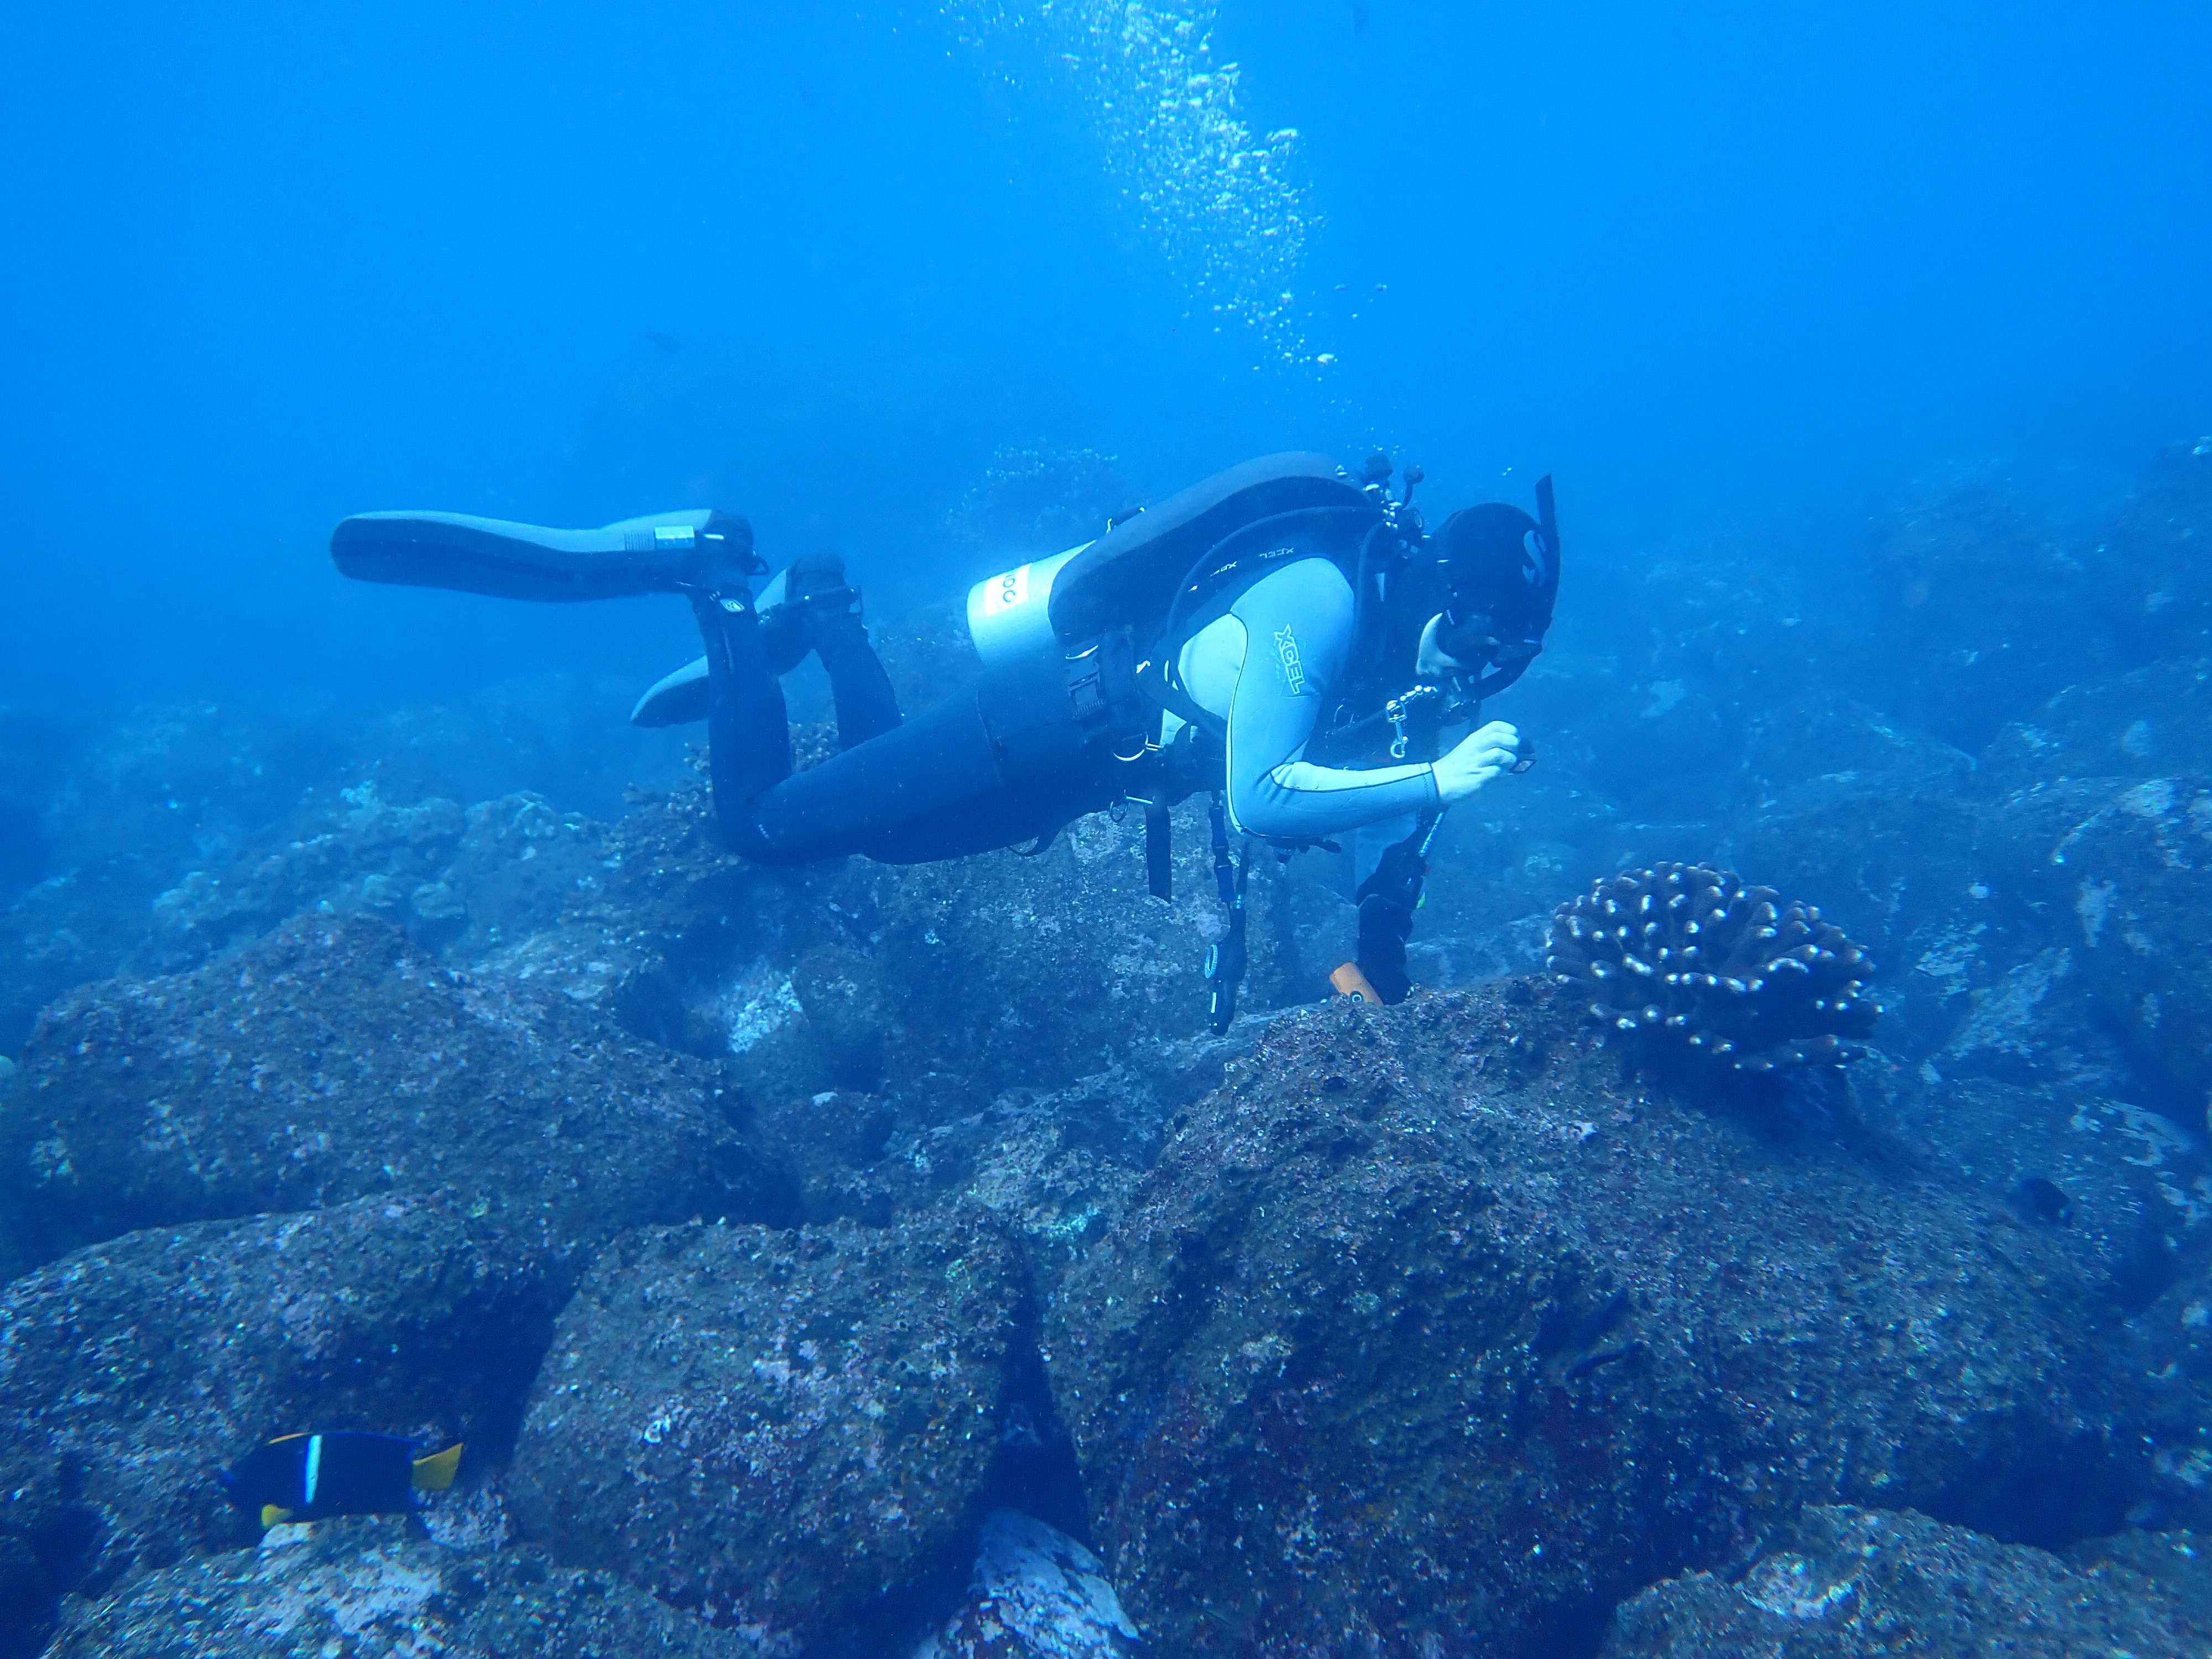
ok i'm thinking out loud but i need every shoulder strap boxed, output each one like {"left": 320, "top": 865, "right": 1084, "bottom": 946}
{"left": 1137, "top": 653, "right": 1218, "bottom": 735}
{"left": 1139, "top": 508, "right": 1387, "bottom": 731}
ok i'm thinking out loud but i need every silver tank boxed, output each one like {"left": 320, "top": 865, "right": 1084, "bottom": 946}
{"left": 963, "top": 543, "right": 1089, "bottom": 669}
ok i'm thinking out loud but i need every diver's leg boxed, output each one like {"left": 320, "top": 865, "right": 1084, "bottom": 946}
{"left": 691, "top": 591, "right": 792, "bottom": 855}
{"left": 727, "top": 648, "right": 1118, "bottom": 865}
{"left": 739, "top": 685, "right": 1001, "bottom": 862}
{"left": 786, "top": 552, "right": 901, "bottom": 748}
{"left": 817, "top": 613, "right": 901, "bottom": 748}
{"left": 1350, "top": 823, "right": 1428, "bottom": 1004}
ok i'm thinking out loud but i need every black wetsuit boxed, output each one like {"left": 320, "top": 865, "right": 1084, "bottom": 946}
{"left": 687, "top": 587, "right": 1126, "bottom": 864}
{"left": 330, "top": 458, "right": 1413, "bottom": 870}
{"left": 329, "top": 505, "right": 1134, "bottom": 865}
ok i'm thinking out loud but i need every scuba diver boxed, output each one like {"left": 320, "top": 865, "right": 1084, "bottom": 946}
{"left": 330, "top": 451, "right": 1559, "bottom": 1019}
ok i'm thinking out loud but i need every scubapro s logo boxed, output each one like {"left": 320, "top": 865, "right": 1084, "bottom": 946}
{"left": 1274, "top": 626, "right": 1309, "bottom": 696}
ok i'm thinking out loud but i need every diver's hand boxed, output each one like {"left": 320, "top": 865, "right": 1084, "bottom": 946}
{"left": 1433, "top": 721, "right": 1521, "bottom": 805}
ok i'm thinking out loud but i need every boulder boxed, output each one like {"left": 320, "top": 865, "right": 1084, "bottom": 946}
{"left": 502, "top": 773, "right": 1295, "bottom": 1117}
{"left": 0, "top": 912, "right": 788, "bottom": 1273}
{"left": 1859, "top": 479, "right": 2129, "bottom": 753}
{"left": 133, "top": 787, "right": 471, "bottom": 973}
{"left": 1719, "top": 698, "right": 1999, "bottom": 1067}
{"left": 1600, "top": 1506, "right": 2205, "bottom": 1658}
{"left": 789, "top": 799, "right": 1316, "bottom": 1108}
{"left": 2093, "top": 442, "right": 2212, "bottom": 666}
{"left": 755, "top": 1086, "right": 901, "bottom": 1224}
{"left": 47, "top": 1514, "right": 757, "bottom": 1659}
{"left": 2127, "top": 1254, "right": 2212, "bottom": 1524}
{"left": 0, "top": 1193, "right": 555, "bottom": 1650}
{"left": 1045, "top": 982, "right": 2157, "bottom": 1657}
{"left": 509, "top": 1209, "right": 1025, "bottom": 1656}
{"left": 2026, "top": 772, "right": 2212, "bottom": 1111}
{"left": 0, "top": 701, "right": 343, "bottom": 1045}
{"left": 588, "top": 777, "right": 1324, "bottom": 1173}
{"left": 1845, "top": 1073, "right": 2197, "bottom": 1309}
{"left": 2067, "top": 1524, "right": 2212, "bottom": 1632}
{"left": 131, "top": 785, "right": 627, "bottom": 978}
{"left": 910, "top": 1508, "right": 1140, "bottom": 1659}
{"left": 1986, "top": 656, "right": 2212, "bottom": 782}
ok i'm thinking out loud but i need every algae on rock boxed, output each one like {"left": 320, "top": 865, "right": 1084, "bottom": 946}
{"left": 509, "top": 1209, "right": 1028, "bottom": 1658}
{"left": 1046, "top": 983, "right": 2157, "bottom": 1658}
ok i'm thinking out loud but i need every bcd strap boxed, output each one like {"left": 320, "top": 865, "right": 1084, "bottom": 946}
{"left": 1145, "top": 800, "right": 1171, "bottom": 901}
{"left": 1204, "top": 792, "right": 1250, "bottom": 1033}
{"left": 1065, "top": 629, "right": 1151, "bottom": 757}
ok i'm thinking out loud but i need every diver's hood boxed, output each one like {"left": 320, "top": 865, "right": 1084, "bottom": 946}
{"left": 1434, "top": 499, "right": 1557, "bottom": 646}
{"left": 1430, "top": 477, "right": 1559, "bottom": 696}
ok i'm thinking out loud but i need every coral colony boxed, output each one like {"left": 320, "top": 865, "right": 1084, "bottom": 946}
{"left": 1548, "top": 863, "right": 1880, "bottom": 1074}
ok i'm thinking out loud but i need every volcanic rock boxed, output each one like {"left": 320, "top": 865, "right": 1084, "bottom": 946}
{"left": 1599, "top": 1505, "right": 2207, "bottom": 1658}
{"left": 0, "top": 912, "right": 787, "bottom": 1273}
{"left": 910, "top": 1508, "right": 1140, "bottom": 1659}
{"left": 134, "top": 787, "right": 471, "bottom": 973}
{"left": 2025, "top": 771, "right": 2212, "bottom": 1110}
{"left": 1045, "top": 981, "right": 2158, "bottom": 1657}
{"left": 2127, "top": 1253, "right": 2212, "bottom": 1524}
{"left": 2067, "top": 1524, "right": 2212, "bottom": 1633}
{"left": 1846, "top": 1072, "right": 2198, "bottom": 1309}
{"left": 47, "top": 1514, "right": 757, "bottom": 1659}
{"left": 0, "top": 1193, "right": 555, "bottom": 1652}
{"left": 508, "top": 1208, "right": 1025, "bottom": 1657}
{"left": 779, "top": 799, "right": 1311, "bottom": 1105}
{"left": 1861, "top": 479, "right": 2123, "bottom": 753}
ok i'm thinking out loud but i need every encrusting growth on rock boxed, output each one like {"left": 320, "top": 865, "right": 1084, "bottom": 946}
{"left": 1547, "top": 862, "right": 1879, "bottom": 1073}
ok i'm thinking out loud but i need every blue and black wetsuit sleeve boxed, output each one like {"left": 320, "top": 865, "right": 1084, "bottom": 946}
{"left": 1220, "top": 560, "right": 1441, "bottom": 839}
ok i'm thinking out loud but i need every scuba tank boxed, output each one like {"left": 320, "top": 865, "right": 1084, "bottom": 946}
{"left": 963, "top": 544, "right": 1089, "bottom": 670}
{"left": 961, "top": 451, "right": 1377, "bottom": 678}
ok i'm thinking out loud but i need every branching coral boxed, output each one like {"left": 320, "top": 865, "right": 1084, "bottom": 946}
{"left": 1547, "top": 863, "right": 1879, "bottom": 1073}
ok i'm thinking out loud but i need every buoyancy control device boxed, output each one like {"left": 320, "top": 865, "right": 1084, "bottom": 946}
{"left": 961, "top": 450, "right": 1486, "bottom": 1025}
{"left": 963, "top": 451, "right": 1428, "bottom": 769}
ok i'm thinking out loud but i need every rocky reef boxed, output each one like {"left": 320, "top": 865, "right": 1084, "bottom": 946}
{"left": 45, "top": 1514, "right": 760, "bottom": 1659}
{"left": 1601, "top": 1505, "right": 2211, "bottom": 1657}
{"left": 1045, "top": 983, "right": 2153, "bottom": 1655}
{"left": 507, "top": 1212, "right": 1024, "bottom": 1655}
{"left": 2, "top": 442, "right": 2212, "bottom": 1655}
{"left": 0, "top": 1193, "right": 554, "bottom": 1607}
{"left": 0, "top": 912, "right": 789, "bottom": 1280}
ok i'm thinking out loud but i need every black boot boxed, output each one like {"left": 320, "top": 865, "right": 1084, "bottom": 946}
{"left": 690, "top": 588, "right": 792, "bottom": 848}
{"left": 1350, "top": 834, "right": 1428, "bottom": 1005}
{"left": 784, "top": 551, "right": 901, "bottom": 749}
{"left": 684, "top": 513, "right": 766, "bottom": 599}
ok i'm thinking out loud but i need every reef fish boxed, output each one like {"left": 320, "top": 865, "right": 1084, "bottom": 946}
{"left": 217, "top": 1432, "right": 462, "bottom": 1528}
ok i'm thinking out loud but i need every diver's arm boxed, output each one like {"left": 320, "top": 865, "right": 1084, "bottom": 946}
{"left": 1218, "top": 560, "right": 1443, "bottom": 838}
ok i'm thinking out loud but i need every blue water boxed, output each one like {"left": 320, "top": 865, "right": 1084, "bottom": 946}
{"left": 4, "top": 1, "right": 2205, "bottom": 723}
{"left": 8, "top": 9, "right": 2212, "bottom": 1652}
